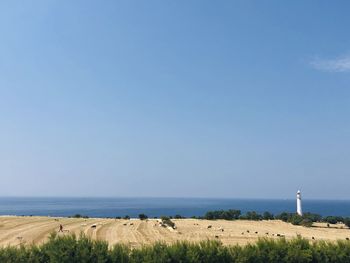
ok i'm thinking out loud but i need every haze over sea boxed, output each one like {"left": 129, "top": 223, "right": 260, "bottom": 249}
{"left": 0, "top": 197, "right": 349, "bottom": 218}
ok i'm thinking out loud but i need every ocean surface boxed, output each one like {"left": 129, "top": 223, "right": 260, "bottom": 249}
{"left": 0, "top": 197, "right": 349, "bottom": 218}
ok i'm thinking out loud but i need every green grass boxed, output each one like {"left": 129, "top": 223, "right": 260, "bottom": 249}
{"left": 0, "top": 233, "right": 350, "bottom": 262}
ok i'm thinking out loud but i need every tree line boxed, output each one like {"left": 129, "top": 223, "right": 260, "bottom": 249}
{"left": 73, "top": 211, "right": 350, "bottom": 228}
{"left": 109, "top": 210, "right": 350, "bottom": 229}
{"left": 201, "top": 209, "right": 350, "bottom": 228}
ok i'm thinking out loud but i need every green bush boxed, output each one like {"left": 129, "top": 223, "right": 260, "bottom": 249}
{"left": 263, "top": 211, "right": 274, "bottom": 220}
{"left": 138, "top": 214, "right": 148, "bottom": 220}
{"left": 160, "top": 216, "right": 175, "bottom": 228}
{"left": 1, "top": 234, "right": 350, "bottom": 262}
{"left": 300, "top": 219, "right": 313, "bottom": 228}
{"left": 303, "top": 213, "right": 322, "bottom": 223}
{"left": 241, "top": 211, "right": 263, "bottom": 221}
{"left": 275, "top": 212, "right": 320, "bottom": 226}
{"left": 204, "top": 209, "right": 241, "bottom": 220}
{"left": 70, "top": 214, "right": 89, "bottom": 219}
{"left": 344, "top": 217, "right": 350, "bottom": 228}
{"left": 324, "top": 216, "right": 344, "bottom": 224}
{"left": 276, "top": 212, "right": 291, "bottom": 222}
{"left": 289, "top": 214, "right": 303, "bottom": 226}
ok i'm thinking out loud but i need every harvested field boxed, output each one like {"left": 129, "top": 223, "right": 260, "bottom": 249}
{"left": 0, "top": 216, "right": 348, "bottom": 248}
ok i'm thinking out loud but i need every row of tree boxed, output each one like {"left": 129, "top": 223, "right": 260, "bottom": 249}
{"left": 202, "top": 209, "right": 350, "bottom": 228}
{"left": 102, "top": 211, "right": 350, "bottom": 229}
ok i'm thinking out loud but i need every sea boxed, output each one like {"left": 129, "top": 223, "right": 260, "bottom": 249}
{"left": 0, "top": 197, "right": 349, "bottom": 218}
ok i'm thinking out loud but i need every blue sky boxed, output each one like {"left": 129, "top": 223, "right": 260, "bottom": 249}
{"left": 1, "top": 1, "right": 349, "bottom": 199}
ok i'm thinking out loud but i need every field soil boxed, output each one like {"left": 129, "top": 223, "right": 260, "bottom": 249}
{"left": 0, "top": 216, "right": 348, "bottom": 248}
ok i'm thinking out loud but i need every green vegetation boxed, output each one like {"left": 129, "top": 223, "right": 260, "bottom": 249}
{"left": 344, "top": 218, "right": 350, "bottom": 228}
{"left": 138, "top": 214, "right": 148, "bottom": 220}
{"left": 203, "top": 209, "right": 350, "bottom": 228}
{"left": 263, "top": 211, "right": 274, "bottom": 220}
{"left": 324, "top": 216, "right": 344, "bottom": 224}
{"left": 240, "top": 211, "right": 263, "bottom": 221}
{"left": 70, "top": 209, "right": 350, "bottom": 229}
{"left": 70, "top": 214, "right": 89, "bottom": 219}
{"left": 1, "top": 233, "right": 350, "bottom": 262}
{"left": 204, "top": 209, "right": 241, "bottom": 220}
{"left": 160, "top": 216, "right": 175, "bottom": 228}
{"left": 277, "top": 212, "right": 350, "bottom": 227}
{"left": 275, "top": 212, "right": 304, "bottom": 225}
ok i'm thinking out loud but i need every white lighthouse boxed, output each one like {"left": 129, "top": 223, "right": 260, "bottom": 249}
{"left": 296, "top": 190, "right": 303, "bottom": 216}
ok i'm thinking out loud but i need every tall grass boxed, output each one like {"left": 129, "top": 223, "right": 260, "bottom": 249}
{"left": 0, "top": 233, "right": 350, "bottom": 262}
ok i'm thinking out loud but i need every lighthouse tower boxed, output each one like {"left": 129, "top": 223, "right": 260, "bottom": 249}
{"left": 296, "top": 190, "right": 303, "bottom": 216}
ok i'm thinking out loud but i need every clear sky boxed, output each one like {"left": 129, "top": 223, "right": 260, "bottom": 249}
{"left": 1, "top": 1, "right": 349, "bottom": 199}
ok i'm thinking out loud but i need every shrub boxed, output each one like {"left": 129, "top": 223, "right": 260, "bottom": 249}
{"left": 276, "top": 212, "right": 291, "bottom": 222}
{"left": 344, "top": 217, "right": 350, "bottom": 228}
{"left": 138, "top": 214, "right": 148, "bottom": 220}
{"left": 1, "top": 234, "right": 350, "bottom": 262}
{"left": 303, "top": 213, "right": 322, "bottom": 223}
{"left": 324, "top": 216, "right": 344, "bottom": 224}
{"left": 160, "top": 216, "right": 175, "bottom": 228}
{"left": 263, "top": 211, "right": 274, "bottom": 220}
{"left": 70, "top": 214, "right": 89, "bottom": 219}
{"left": 289, "top": 214, "right": 303, "bottom": 226}
{"left": 204, "top": 209, "right": 241, "bottom": 220}
{"left": 243, "top": 211, "right": 263, "bottom": 221}
{"left": 301, "top": 219, "right": 313, "bottom": 227}
{"left": 276, "top": 212, "right": 316, "bottom": 226}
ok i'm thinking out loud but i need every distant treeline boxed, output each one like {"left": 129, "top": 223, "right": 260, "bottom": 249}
{"left": 1, "top": 233, "right": 350, "bottom": 263}
{"left": 70, "top": 211, "right": 350, "bottom": 228}
{"left": 201, "top": 209, "right": 350, "bottom": 228}
{"left": 69, "top": 214, "right": 89, "bottom": 219}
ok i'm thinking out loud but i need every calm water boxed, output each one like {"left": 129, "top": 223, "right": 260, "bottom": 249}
{"left": 0, "top": 197, "right": 349, "bottom": 218}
